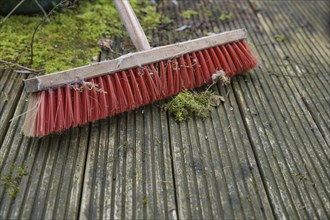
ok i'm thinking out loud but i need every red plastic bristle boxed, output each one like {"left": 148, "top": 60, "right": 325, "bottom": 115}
{"left": 226, "top": 43, "right": 244, "bottom": 74}
{"left": 47, "top": 89, "right": 55, "bottom": 134}
{"left": 172, "top": 58, "right": 181, "bottom": 94}
{"left": 237, "top": 40, "right": 258, "bottom": 69}
{"left": 55, "top": 87, "right": 65, "bottom": 132}
{"left": 202, "top": 49, "right": 216, "bottom": 76}
{"left": 220, "top": 45, "right": 237, "bottom": 77}
{"left": 73, "top": 84, "right": 82, "bottom": 127}
{"left": 208, "top": 47, "right": 222, "bottom": 71}
{"left": 166, "top": 60, "right": 174, "bottom": 96}
{"left": 184, "top": 54, "right": 195, "bottom": 89}
{"left": 143, "top": 66, "right": 158, "bottom": 102}
{"left": 149, "top": 64, "right": 162, "bottom": 98}
{"left": 90, "top": 79, "right": 100, "bottom": 122}
{"left": 159, "top": 61, "right": 168, "bottom": 98}
{"left": 44, "top": 92, "right": 50, "bottom": 135}
{"left": 191, "top": 52, "right": 203, "bottom": 87}
{"left": 36, "top": 91, "right": 46, "bottom": 137}
{"left": 120, "top": 71, "right": 135, "bottom": 110}
{"left": 128, "top": 69, "right": 143, "bottom": 108}
{"left": 81, "top": 83, "right": 91, "bottom": 124}
{"left": 64, "top": 85, "right": 73, "bottom": 129}
{"left": 196, "top": 51, "right": 211, "bottom": 83}
{"left": 104, "top": 75, "right": 119, "bottom": 116}
{"left": 232, "top": 42, "right": 251, "bottom": 71}
{"left": 136, "top": 68, "right": 150, "bottom": 105}
{"left": 241, "top": 39, "right": 257, "bottom": 63}
{"left": 113, "top": 74, "right": 128, "bottom": 113}
{"left": 179, "top": 56, "right": 190, "bottom": 89}
{"left": 97, "top": 76, "right": 108, "bottom": 119}
{"left": 214, "top": 46, "right": 231, "bottom": 75}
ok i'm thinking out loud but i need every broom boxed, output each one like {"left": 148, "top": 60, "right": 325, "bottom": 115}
{"left": 22, "top": 0, "right": 258, "bottom": 137}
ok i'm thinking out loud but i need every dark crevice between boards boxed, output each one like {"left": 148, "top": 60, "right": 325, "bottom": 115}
{"left": 76, "top": 123, "right": 92, "bottom": 219}
{"left": 165, "top": 104, "right": 180, "bottom": 220}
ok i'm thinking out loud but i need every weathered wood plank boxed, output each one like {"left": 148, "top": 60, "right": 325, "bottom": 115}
{"left": 168, "top": 117, "right": 195, "bottom": 219}
{"left": 0, "top": 91, "right": 89, "bottom": 219}
{"left": 168, "top": 84, "right": 274, "bottom": 219}
{"left": 157, "top": 104, "right": 178, "bottom": 219}
{"left": 102, "top": 118, "right": 117, "bottom": 220}
{"left": 134, "top": 109, "right": 146, "bottom": 219}
{"left": 233, "top": 1, "right": 330, "bottom": 218}
{"left": 79, "top": 105, "right": 177, "bottom": 219}
{"left": 254, "top": 0, "right": 330, "bottom": 144}
{"left": 165, "top": 0, "right": 275, "bottom": 219}
{"left": 0, "top": 70, "right": 26, "bottom": 145}
{"left": 78, "top": 121, "right": 102, "bottom": 220}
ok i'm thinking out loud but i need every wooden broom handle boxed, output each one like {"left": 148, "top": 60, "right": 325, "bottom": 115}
{"left": 114, "top": 0, "right": 151, "bottom": 51}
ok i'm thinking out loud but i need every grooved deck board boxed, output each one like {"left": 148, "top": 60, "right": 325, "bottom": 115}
{"left": 0, "top": 70, "right": 26, "bottom": 145}
{"left": 79, "top": 106, "right": 177, "bottom": 219}
{"left": 237, "top": 0, "right": 330, "bottom": 218}
{"left": 0, "top": 0, "right": 329, "bottom": 219}
{"left": 169, "top": 85, "right": 274, "bottom": 219}
{"left": 0, "top": 92, "right": 89, "bottom": 219}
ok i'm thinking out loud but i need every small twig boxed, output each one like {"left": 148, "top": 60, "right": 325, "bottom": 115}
{"left": 10, "top": 96, "right": 41, "bottom": 122}
{"left": 0, "top": 0, "right": 26, "bottom": 26}
{"left": 207, "top": 70, "right": 225, "bottom": 91}
{"left": 0, "top": 59, "right": 43, "bottom": 73}
{"left": 206, "top": 80, "right": 217, "bottom": 91}
{"left": 30, "top": 0, "right": 68, "bottom": 65}
{"left": 226, "top": 89, "right": 230, "bottom": 97}
{"left": 34, "top": 0, "right": 49, "bottom": 19}
{"left": 109, "top": 48, "right": 123, "bottom": 56}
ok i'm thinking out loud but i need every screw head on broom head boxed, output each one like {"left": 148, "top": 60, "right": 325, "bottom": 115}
{"left": 22, "top": 29, "right": 259, "bottom": 137}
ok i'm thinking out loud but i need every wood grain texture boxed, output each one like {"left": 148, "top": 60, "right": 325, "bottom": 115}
{"left": 0, "top": 70, "right": 26, "bottom": 145}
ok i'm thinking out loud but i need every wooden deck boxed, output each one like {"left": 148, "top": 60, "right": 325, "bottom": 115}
{"left": 0, "top": 0, "right": 329, "bottom": 219}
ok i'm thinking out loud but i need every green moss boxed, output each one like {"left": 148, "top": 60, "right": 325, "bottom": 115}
{"left": 292, "top": 171, "right": 317, "bottom": 188}
{"left": 219, "top": 12, "right": 233, "bottom": 22}
{"left": 251, "top": 175, "right": 258, "bottom": 192}
{"left": 0, "top": 91, "right": 9, "bottom": 103}
{"left": 181, "top": 10, "right": 199, "bottom": 19}
{"left": 275, "top": 34, "right": 286, "bottom": 42}
{"left": 140, "top": 5, "right": 162, "bottom": 31}
{"left": 0, "top": 163, "right": 28, "bottom": 198}
{"left": 0, "top": 0, "right": 163, "bottom": 74}
{"left": 292, "top": 172, "right": 307, "bottom": 181}
{"left": 205, "top": 10, "right": 213, "bottom": 18}
{"left": 164, "top": 90, "right": 214, "bottom": 122}
{"left": 142, "top": 196, "right": 148, "bottom": 206}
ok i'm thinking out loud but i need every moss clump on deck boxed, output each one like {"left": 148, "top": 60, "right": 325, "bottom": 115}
{"left": 0, "top": 0, "right": 162, "bottom": 74}
{"left": 142, "top": 196, "right": 148, "bottom": 206}
{"left": 274, "top": 34, "right": 286, "bottom": 42}
{"left": 164, "top": 90, "right": 215, "bottom": 122}
{"left": 0, "top": 163, "right": 28, "bottom": 198}
{"left": 0, "top": 91, "right": 9, "bottom": 103}
{"left": 181, "top": 10, "right": 198, "bottom": 19}
{"left": 219, "top": 12, "right": 233, "bottom": 22}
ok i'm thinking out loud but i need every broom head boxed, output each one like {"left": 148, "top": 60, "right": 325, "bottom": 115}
{"left": 23, "top": 29, "right": 259, "bottom": 137}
